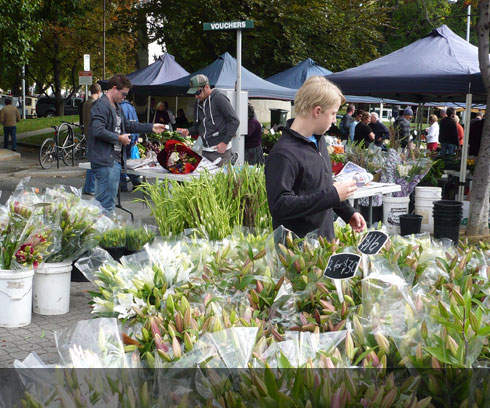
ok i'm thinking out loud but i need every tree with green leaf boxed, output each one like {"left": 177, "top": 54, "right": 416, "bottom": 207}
{"left": 142, "top": 0, "right": 390, "bottom": 77}
{"left": 379, "top": 0, "right": 473, "bottom": 55}
{"left": 27, "top": 0, "right": 138, "bottom": 115}
{"left": 0, "top": 0, "right": 42, "bottom": 94}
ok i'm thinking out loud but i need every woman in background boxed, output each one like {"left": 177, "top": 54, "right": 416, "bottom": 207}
{"left": 153, "top": 101, "right": 171, "bottom": 126}
{"left": 426, "top": 114, "right": 439, "bottom": 152}
{"left": 245, "top": 104, "right": 264, "bottom": 165}
{"left": 455, "top": 115, "right": 464, "bottom": 149}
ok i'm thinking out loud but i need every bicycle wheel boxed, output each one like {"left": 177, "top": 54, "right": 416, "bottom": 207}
{"left": 75, "top": 135, "right": 87, "bottom": 160}
{"left": 39, "top": 138, "right": 57, "bottom": 169}
{"left": 61, "top": 127, "right": 75, "bottom": 166}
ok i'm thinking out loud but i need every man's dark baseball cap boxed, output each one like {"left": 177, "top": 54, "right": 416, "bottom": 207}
{"left": 188, "top": 74, "right": 209, "bottom": 94}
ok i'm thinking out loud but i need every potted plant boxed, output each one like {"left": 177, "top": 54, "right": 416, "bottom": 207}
{"left": 98, "top": 227, "right": 127, "bottom": 261}
{"left": 98, "top": 224, "right": 158, "bottom": 259}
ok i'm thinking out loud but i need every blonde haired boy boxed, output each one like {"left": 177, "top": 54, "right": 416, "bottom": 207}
{"left": 265, "top": 76, "right": 366, "bottom": 239}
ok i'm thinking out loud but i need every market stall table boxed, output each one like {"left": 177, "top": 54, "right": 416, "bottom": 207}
{"left": 79, "top": 162, "right": 201, "bottom": 182}
{"left": 350, "top": 182, "right": 401, "bottom": 227}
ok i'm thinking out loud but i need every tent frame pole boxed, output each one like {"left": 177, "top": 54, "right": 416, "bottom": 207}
{"left": 457, "top": 93, "right": 472, "bottom": 201}
{"left": 415, "top": 102, "right": 423, "bottom": 147}
{"left": 147, "top": 96, "right": 151, "bottom": 123}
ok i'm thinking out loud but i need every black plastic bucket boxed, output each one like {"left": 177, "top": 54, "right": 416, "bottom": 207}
{"left": 434, "top": 220, "right": 461, "bottom": 243}
{"left": 432, "top": 206, "right": 463, "bottom": 216}
{"left": 433, "top": 200, "right": 463, "bottom": 213}
{"left": 432, "top": 200, "right": 463, "bottom": 244}
{"left": 399, "top": 214, "right": 423, "bottom": 236}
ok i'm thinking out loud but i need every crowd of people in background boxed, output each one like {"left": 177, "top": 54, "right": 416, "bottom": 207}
{"left": 38, "top": 71, "right": 481, "bottom": 217}
{"left": 336, "top": 102, "right": 483, "bottom": 158}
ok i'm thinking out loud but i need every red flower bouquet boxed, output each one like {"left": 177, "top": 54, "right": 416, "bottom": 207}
{"left": 157, "top": 140, "right": 201, "bottom": 174}
{"left": 331, "top": 160, "right": 345, "bottom": 175}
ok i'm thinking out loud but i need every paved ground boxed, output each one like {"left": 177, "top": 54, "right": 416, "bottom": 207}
{"left": 0, "top": 142, "right": 157, "bottom": 368}
{"left": 0, "top": 282, "right": 93, "bottom": 367}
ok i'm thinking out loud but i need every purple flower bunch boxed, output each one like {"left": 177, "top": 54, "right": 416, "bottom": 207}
{"left": 381, "top": 149, "right": 433, "bottom": 197}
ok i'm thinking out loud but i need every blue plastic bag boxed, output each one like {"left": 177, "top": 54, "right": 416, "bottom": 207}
{"left": 130, "top": 144, "right": 140, "bottom": 159}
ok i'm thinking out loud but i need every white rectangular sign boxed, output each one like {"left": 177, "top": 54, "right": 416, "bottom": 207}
{"left": 79, "top": 71, "right": 92, "bottom": 85}
{"left": 84, "top": 54, "right": 90, "bottom": 72}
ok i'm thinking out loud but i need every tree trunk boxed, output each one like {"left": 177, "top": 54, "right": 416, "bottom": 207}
{"left": 136, "top": 7, "right": 149, "bottom": 69}
{"left": 468, "top": 1, "right": 490, "bottom": 235}
{"left": 52, "top": 39, "right": 64, "bottom": 117}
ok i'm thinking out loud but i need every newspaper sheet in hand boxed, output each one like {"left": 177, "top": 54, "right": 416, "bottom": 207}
{"left": 333, "top": 161, "right": 373, "bottom": 186}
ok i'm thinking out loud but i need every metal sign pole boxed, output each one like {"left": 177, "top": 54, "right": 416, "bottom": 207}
{"left": 22, "top": 65, "right": 26, "bottom": 119}
{"left": 203, "top": 20, "right": 253, "bottom": 166}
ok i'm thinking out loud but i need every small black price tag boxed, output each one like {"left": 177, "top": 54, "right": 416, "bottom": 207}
{"left": 323, "top": 253, "right": 361, "bottom": 280}
{"left": 357, "top": 231, "right": 389, "bottom": 255}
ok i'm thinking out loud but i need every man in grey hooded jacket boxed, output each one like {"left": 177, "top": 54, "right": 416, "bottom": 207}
{"left": 181, "top": 74, "right": 239, "bottom": 166}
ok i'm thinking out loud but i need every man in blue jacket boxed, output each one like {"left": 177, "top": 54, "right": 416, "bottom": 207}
{"left": 88, "top": 74, "right": 165, "bottom": 213}
{"left": 119, "top": 99, "right": 142, "bottom": 192}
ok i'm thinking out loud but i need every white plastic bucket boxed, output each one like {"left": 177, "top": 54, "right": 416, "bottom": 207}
{"left": 414, "top": 187, "right": 442, "bottom": 233}
{"left": 33, "top": 262, "right": 72, "bottom": 315}
{"left": 0, "top": 269, "right": 34, "bottom": 327}
{"left": 383, "top": 196, "right": 410, "bottom": 234}
{"left": 415, "top": 186, "right": 442, "bottom": 200}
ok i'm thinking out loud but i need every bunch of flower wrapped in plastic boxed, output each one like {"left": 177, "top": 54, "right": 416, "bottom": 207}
{"left": 381, "top": 148, "right": 433, "bottom": 197}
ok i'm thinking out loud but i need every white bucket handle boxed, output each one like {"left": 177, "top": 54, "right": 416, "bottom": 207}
{"left": 0, "top": 286, "right": 32, "bottom": 300}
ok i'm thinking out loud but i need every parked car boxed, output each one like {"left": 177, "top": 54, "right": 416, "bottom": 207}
{"left": 36, "top": 97, "right": 83, "bottom": 117}
{"left": 0, "top": 95, "right": 30, "bottom": 118}
{"left": 23, "top": 96, "right": 38, "bottom": 118}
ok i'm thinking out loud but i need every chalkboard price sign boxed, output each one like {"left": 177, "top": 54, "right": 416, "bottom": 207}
{"left": 358, "top": 231, "right": 389, "bottom": 255}
{"left": 323, "top": 253, "right": 361, "bottom": 280}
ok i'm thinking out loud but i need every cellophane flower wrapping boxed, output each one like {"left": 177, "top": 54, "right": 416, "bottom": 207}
{"left": 98, "top": 217, "right": 158, "bottom": 252}
{"left": 0, "top": 178, "right": 60, "bottom": 270}
{"left": 42, "top": 186, "right": 113, "bottom": 263}
{"left": 12, "top": 223, "right": 490, "bottom": 407}
{"left": 157, "top": 139, "right": 201, "bottom": 174}
{"left": 14, "top": 319, "right": 143, "bottom": 408}
{"left": 381, "top": 148, "right": 433, "bottom": 197}
{"left": 252, "top": 330, "right": 348, "bottom": 368}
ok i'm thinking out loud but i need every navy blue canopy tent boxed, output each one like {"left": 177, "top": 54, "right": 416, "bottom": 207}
{"left": 266, "top": 58, "right": 332, "bottom": 89}
{"left": 99, "top": 53, "right": 189, "bottom": 95}
{"left": 325, "top": 25, "right": 486, "bottom": 103}
{"left": 265, "top": 57, "right": 407, "bottom": 105}
{"left": 143, "top": 52, "right": 297, "bottom": 100}
{"left": 326, "top": 25, "right": 488, "bottom": 200}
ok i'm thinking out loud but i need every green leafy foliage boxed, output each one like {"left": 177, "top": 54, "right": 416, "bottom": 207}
{"left": 143, "top": 0, "right": 391, "bottom": 76}
{"left": 0, "top": 0, "right": 42, "bottom": 76}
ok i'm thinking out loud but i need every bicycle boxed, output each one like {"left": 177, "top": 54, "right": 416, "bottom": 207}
{"left": 39, "top": 122, "right": 86, "bottom": 169}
